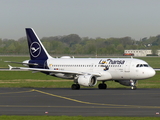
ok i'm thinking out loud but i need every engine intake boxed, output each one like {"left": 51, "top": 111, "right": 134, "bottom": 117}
{"left": 77, "top": 75, "right": 97, "bottom": 87}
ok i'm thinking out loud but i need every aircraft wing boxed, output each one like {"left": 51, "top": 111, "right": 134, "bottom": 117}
{"left": 154, "top": 68, "right": 160, "bottom": 71}
{"left": 8, "top": 65, "right": 101, "bottom": 77}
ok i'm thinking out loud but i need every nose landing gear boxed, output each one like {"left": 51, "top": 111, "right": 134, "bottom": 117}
{"left": 130, "top": 80, "right": 137, "bottom": 90}
{"left": 131, "top": 86, "right": 137, "bottom": 90}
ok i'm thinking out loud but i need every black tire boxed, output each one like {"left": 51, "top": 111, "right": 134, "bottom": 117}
{"left": 71, "top": 84, "right": 80, "bottom": 90}
{"left": 98, "top": 83, "right": 107, "bottom": 89}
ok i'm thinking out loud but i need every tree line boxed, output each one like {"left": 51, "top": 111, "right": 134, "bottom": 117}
{"left": 0, "top": 34, "right": 160, "bottom": 56}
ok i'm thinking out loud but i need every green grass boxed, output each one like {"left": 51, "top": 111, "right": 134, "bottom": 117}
{"left": 0, "top": 71, "right": 72, "bottom": 88}
{"left": 0, "top": 56, "right": 29, "bottom": 68}
{"left": 0, "top": 116, "right": 159, "bottom": 120}
{"left": 0, "top": 71, "right": 159, "bottom": 89}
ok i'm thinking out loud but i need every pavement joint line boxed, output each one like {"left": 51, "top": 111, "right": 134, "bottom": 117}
{"left": 32, "top": 89, "right": 160, "bottom": 109}
{"left": 0, "top": 89, "right": 33, "bottom": 95}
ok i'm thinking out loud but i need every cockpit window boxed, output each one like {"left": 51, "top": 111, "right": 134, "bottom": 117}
{"left": 143, "top": 64, "right": 149, "bottom": 67}
{"left": 136, "top": 64, "right": 149, "bottom": 67}
{"left": 140, "top": 64, "right": 143, "bottom": 67}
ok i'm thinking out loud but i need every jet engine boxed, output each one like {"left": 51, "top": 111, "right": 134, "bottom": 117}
{"left": 77, "top": 75, "right": 97, "bottom": 87}
{"left": 115, "top": 80, "right": 137, "bottom": 86}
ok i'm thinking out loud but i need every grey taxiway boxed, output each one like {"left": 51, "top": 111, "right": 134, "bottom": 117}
{"left": 0, "top": 88, "right": 159, "bottom": 117}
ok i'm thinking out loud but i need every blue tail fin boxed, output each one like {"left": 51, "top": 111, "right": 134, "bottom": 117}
{"left": 26, "top": 28, "right": 51, "bottom": 60}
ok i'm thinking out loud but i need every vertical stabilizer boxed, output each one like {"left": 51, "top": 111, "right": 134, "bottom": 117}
{"left": 26, "top": 28, "right": 51, "bottom": 60}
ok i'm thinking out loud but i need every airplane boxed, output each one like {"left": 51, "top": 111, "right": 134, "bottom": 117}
{"left": 7, "top": 28, "right": 156, "bottom": 90}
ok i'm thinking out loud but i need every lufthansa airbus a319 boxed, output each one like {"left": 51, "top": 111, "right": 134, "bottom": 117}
{"left": 8, "top": 28, "right": 156, "bottom": 90}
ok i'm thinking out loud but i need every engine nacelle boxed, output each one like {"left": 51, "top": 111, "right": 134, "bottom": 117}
{"left": 77, "top": 75, "right": 97, "bottom": 87}
{"left": 115, "top": 80, "right": 137, "bottom": 86}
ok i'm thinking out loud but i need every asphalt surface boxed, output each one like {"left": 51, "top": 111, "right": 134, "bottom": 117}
{"left": 0, "top": 88, "right": 160, "bottom": 116}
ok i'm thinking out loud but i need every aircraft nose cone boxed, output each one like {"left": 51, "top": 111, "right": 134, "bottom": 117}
{"left": 148, "top": 69, "right": 156, "bottom": 78}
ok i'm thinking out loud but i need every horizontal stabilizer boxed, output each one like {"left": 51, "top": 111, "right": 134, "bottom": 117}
{"left": 8, "top": 65, "right": 20, "bottom": 70}
{"left": 5, "top": 61, "right": 38, "bottom": 66}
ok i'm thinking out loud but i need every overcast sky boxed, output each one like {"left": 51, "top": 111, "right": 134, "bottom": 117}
{"left": 0, "top": 0, "right": 160, "bottom": 40}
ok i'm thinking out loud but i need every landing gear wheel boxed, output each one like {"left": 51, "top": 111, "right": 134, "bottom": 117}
{"left": 131, "top": 86, "right": 137, "bottom": 90}
{"left": 98, "top": 83, "right": 107, "bottom": 89}
{"left": 71, "top": 84, "right": 80, "bottom": 90}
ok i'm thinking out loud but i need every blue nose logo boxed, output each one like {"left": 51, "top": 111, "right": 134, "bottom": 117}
{"left": 30, "top": 42, "right": 41, "bottom": 57}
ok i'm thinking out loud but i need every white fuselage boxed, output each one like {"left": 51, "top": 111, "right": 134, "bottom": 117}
{"left": 47, "top": 57, "right": 155, "bottom": 81}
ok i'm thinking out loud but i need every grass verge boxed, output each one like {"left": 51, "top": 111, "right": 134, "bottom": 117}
{"left": 0, "top": 71, "right": 159, "bottom": 88}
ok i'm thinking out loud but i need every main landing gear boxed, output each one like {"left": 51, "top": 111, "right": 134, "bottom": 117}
{"left": 98, "top": 81, "right": 107, "bottom": 89}
{"left": 71, "top": 84, "right": 80, "bottom": 90}
{"left": 71, "top": 82, "right": 107, "bottom": 90}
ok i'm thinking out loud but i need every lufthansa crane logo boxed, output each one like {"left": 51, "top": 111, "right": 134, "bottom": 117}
{"left": 30, "top": 42, "right": 41, "bottom": 57}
